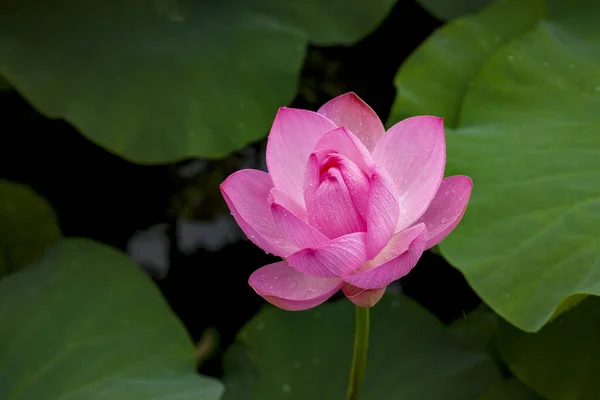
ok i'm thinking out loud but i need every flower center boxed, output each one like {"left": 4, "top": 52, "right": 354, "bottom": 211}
{"left": 318, "top": 154, "right": 343, "bottom": 181}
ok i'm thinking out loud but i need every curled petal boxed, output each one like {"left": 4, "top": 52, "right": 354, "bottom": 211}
{"left": 249, "top": 261, "right": 343, "bottom": 311}
{"left": 312, "top": 127, "right": 375, "bottom": 173}
{"left": 373, "top": 116, "right": 446, "bottom": 231}
{"left": 270, "top": 189, "right": 328, "bottom": 249}
{"left": 317, "top": 92, "right": 385, "bottom": 151}
{"left": 416, "top": 176, "right": 473, "bottom": 249}
{"left": 366, "top": 168, "right": 400, "bottom": 259}
{"left": 220, "top": 170, "right": 295, "bottom": 257}
{"left": 266, "top": 108, "right": 337, "bottom": 207}
{"left": 306, "top": 168, "right": 365, "bottom": 238}
{"left": 343, "top": 223, "right": 427, "bottom": 289}
{"left": 304, "top": 152, "right": 370, "bottom": 221}
{"left": 342, "top": 283, "right": 386, "bottom": 308}
{"left": 287, "top": 232, "right": 367, "bottom": 278}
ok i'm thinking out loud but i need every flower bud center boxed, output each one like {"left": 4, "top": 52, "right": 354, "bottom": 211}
{"left": 319, "top": 154, "right": 343, "bottom": 182}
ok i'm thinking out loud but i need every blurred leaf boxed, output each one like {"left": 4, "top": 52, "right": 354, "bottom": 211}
{"left": 0, "top": 238, "right": 223, "bottom": 400}
{"left": 223, "top": 294, "right": 501, "bottom": 400}
{"left": 0, "top": 74, "right": 10, "bottom": 90}
{"left": 478, "top": 379, "right": 544, "bottom": 400}
{"left": 0, "top": 0, "right": 394, "bottom": 163}
{"left": 0, "top": 180, "right": 61, "bottom": 279}
{"left": 416, "top": 0, "right": 495, "bottom": 21}
{"left": 390, "top": 0, "right": 546, "bottom": 127}
{"left": 497, "top": 297, "right": 600, "bottom": 400}
{"left": 439, "top": 0, "right": 600, "bottom": 332}
{"left": 449, "top": 305, "right": 499, "bottom": 355}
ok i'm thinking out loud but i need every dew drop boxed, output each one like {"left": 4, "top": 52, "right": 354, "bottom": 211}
{"left": 256, "top": 322, "right": 266, "bottom": 331}
{"left": 282, "top": 384, "right": 291, "bottom": 393}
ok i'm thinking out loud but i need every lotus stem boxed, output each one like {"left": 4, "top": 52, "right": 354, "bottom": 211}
{"left": 346, "top": 305, "right": 370, "bottom": 400}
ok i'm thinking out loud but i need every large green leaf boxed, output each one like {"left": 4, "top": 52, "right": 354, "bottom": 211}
{"left": 438, "top": 0, "right": 600, "bottom": 332}
{"left": 497, "top": 297, "right": 600, "bottom": 400}
{"left": 478, "top": 379, "right": 544, "bottom": 400}
{"left": 416, "top": 0, "right": 495, "bottom": 21}
{"left": 390, "top": 0, "right": 546, "bottom": 128}
{"left": 0, "top": 0, "right": 394, "bottom": 164}
{"left": 0, "top": 238, "right": 223, "bottom": 399}
{"left": 0, "top": 180, "right": 61, "bottom": 279}
{"left": 222, "top": 294, "right": 501, "bottom": 399}
{"left": 449, "top": 305, "right": 499, "bottom": 356}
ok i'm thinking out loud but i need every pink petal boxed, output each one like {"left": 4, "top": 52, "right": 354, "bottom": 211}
{"left": 266, "top": 108, "right": 337, "bottom": 207}
{"left": 306, "top": 164, "right": 366, "bottom": 238}
{"left": 343, "top": 223, "right": 427, "bottom": 289}
{"left": 317, "top": 92, "right": 385, "bottom": 152}
{"left": 312, "top": 127, "right": 375, "bottom": 173}
{"left": 270, "top": 189, "right": 329, "bottom": 249}
{"left": 220, "top": 170, "right": 295, "bottom": 257}
{"left": 286, "top": 232, "right": 367, "bottom": 278}
{"left": 304, "top": 152, "right": 370, "bottom": 221}
{"left": 372, "top": 116, "right": 446, "bottom": 232}
{"left": 366, "top": 167, "right": 400, "bottom": 259}
{"left": 416, "top": 176, "right": 473, "bottom": 249}
{"left": 342, "top": 283, "right": 386, "bottom": 307}
{"left": 249, "top": 261, "right": 343, "bottom": 311}
{"left": 269, "top": 187, "right": 308, "bottom": 221}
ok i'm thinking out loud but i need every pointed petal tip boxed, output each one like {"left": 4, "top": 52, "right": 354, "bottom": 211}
{"left": 317, "top": 92, "right": 385, "bottom": 151}
{"left": 418, "top": 175, "right": 473, "bottom": 249}
{"left": 389, "top": 115, "right": 445, "bottom": 132}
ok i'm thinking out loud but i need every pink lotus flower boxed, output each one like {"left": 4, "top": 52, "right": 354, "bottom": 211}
{"left": 220, "top": 93, "right": 472, "bottom": 310}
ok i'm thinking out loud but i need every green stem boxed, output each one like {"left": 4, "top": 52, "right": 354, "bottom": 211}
{"left": 346, "top": 306, "right": 370, "bottom": 400}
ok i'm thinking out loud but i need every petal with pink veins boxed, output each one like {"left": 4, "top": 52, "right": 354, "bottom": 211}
{"left": 343, "top": 223, "right": 427, "bottom": 289}
{"left": 306, "top": 165, "right": 366, "bottom": 238}
{"left": 220, "top": 169, "right": 296, "bottom": 257}
{"left": 342, "top": 283, "right": 386, "bottom": 308}
{"left": 269, "top": 187, "right": 308, "bottom": 221}
{"left": 317, "top": 92, "right": 385, "bottom": 151}
{"left": 416, "top": 175, "right": 473, "bottom": 249}
{"left": 266, "top": 108, "right": 337, "bottom": 207}
{"left": 304, "top": 152, "right": 370, "bottom": 221}
{"left": 287, "top": 232, "right": 367, "bottom": 278}
{"left": 372, "top": 116, "right": 446, "bottom": 232}
{"left": 312, "top": 127, "right": 375, "bottom": 173}
{"left": 270, "top": 189, "right": 329, "bottom": 249}
{"left": 366, "top": 167, "right": 400, "bottom": 259}
{"left": 249, "top": 261, "right": 343, "bottom": 311}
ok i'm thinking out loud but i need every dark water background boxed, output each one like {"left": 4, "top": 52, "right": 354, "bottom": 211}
{"left": 0, "top": 1, "right": 480, "bottom": 378}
